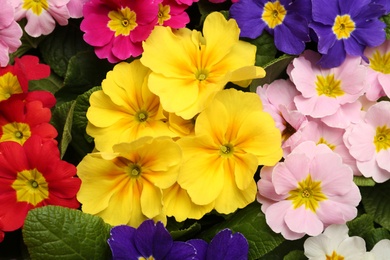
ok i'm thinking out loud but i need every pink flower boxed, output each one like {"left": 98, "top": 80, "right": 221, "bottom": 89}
{"left": 157, "top": 0, "right": 190, "bottom": 29}
{"left": 0, "top": 1, "right": 22, "bottom": 67}
{"left": 363, "top": 39, "right": 390, "bottom": 101}
{"left": 67, "top": 0, "right": 89, "bottom": 18}
{"left": 292, "top": 120, "right": 359, "bottom": 175}
{"left": 173, "top": 0, "right": 198, "bottom": 5}
{"left": 345, "top": 101, "right": 390, "bottom": 183}
{"left": 81, "top": 0, "right": 160, "bottom": 63}
{"left": 257, "top": 141, "right": 361, "bottom": 240}
{"left": 257, "top": 79, "right": 307, "bottom": 156}
{"left": 12, "top": 0, "right": 70, "bottom": 37}
{"left": 289, "top": 50, "right": 368, "bottom": 129}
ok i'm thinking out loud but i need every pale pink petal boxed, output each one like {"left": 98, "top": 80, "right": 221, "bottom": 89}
{"left": 264, "top": 79, "right": 299, "bottom": 110}
{"left": 357, "top": 158, "right": 390, "bottom": 183}
{"left": 316, "top": 200, "right": 358, "bottom": 226}
{"left": 48, "top": 3, "right": 70, "bottom": 26}
{"left": 321, "top": 101, "right": 362, "bottom": 129}
{"left": 379, "top": 74, "right": 390, "bottom": 98}
{"left": 347, "top": 123, "right": 376, "bottom": 161}
{"left": 0, "top": 42, "right": 10, "bottom": 67}
{"left": 67, "top": 0, "right": 88, "bottom": 18}
{"left": 365, "top": 101, "right": 390, "bottom": 127}
{"left": 25, "top": 11, "right": 56, "bottom": 37}
{"left": 294, "top": 94, "right": 340, "bottom": 118}
{"left": 285, "top": 206, "right": 323, "bottom": 236}
{"left": 377, "top": 150, "right": 390, "bottom": 172}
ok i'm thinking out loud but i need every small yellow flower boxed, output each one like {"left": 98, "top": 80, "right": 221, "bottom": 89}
{"left": 86, "top": 60, "right": 178, "bottom": 152}
{"left": 177, "top": 89, "right": 282, "bottom": 214}
{"left": 77, "top": 136, "right": 182, "bottom": 227}
{"left": 141, "top": 12, "right": 265, "bottom": 119}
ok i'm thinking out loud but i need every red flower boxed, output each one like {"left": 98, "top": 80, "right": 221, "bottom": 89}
{"left": 0, "top": 55, "right": 50, "bottom": 101}
{"left": 0, "top": 94, "right": 58, "bottom": 145}
{"left": 0, "top": 136, "right": 81, "bottom": 232}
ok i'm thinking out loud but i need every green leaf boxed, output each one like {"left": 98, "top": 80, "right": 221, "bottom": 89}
{"left": 364, "top": 228, "right": 390, "bottom": 251}
{"left": 381, "top": 13, "right": 390, "bottom": 39}
{"left": 347, "top": 213, "right": 375, "bottom": 238}
{"left": 23, "top": 206, "right": 112, "bottom": 260}
{"left": 244, "top": 32, "right": 277, "bottom": 67}
{"left": 51, "top": 101, "right": 77, "bottom": 158}
{"left": 353, "top": 176, "right": 376, "bottom": 186}
{"left": 197, "top": 0, "right": 231, "bottom": 28}
{"left": 283, "top": 250, "right": 306, "bottom": 260}
{"left": 250, "top": 54, "right": 295, "bottom": 92}
{"left": 197, "top": 202, "right": 284, "bottom": 260}
{"left": 39, "top": 19, "right": 92, "bottom": 77}
{"left": 28, "top": 72, "right": 64, "bottom": 94}
{"left": 169, "top": 222, "right": 202, "bottom": 241}
{"left": 361, "top": 181, "right": 390, "bottom": 230}
{"left": 259, "top": 237, "right": 306, "bottom": 260}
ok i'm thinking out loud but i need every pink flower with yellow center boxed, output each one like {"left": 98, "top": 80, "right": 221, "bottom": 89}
{"left": 257, "top": 141, "right": 361, "bottom": 240}
{"left": 156, "top": 0, "right": 190, "bottom": 29}
{"left": 0, "top": 136, "right": 81, "bottom": 232}
{"left": 12, "top": 0, "right": 71, "bottom": 37}
{"left": 81, "top": 0, "right": 160, "bottom": 63}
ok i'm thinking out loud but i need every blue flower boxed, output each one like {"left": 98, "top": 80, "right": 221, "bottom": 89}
{"left": 188, "top": 229, "right": 249, "bottom": 260}
{"left": 107, "top": 220, "right": 197, "bottom": 260}
{"left": 310, "top": 0, "right": 386, "bottom": 68}
{"left": 229, "top": 0, "right": 312, "bottom": 55}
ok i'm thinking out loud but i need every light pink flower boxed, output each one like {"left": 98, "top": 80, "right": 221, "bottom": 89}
{"left": 67, "top": 0, "right": 88, "bottom": 18}
{"left": 292, "top": 120, "right": 359, "bottom": 175}
{"left": 257, "top": 79, "right": 307, "bottom": 156}
{"left": 257, "top": 141, "right": 361, "bottom": 240}
{"left": 345, "top": 101, "right": 390, "bottom": 183}
{"left": 81, "top": 0, "right": 160, "bottom": 63}
{"left": 12, "top": 0, "right": 70, "bottom": 37}
{"left": 289, "top": 50, "right": 368, "bottom": 128}
{"left": 363, "top": 39, "right": 390, "bottom": 101}
{"left": 0, "top": 1, "right": 22, "bottom": 67}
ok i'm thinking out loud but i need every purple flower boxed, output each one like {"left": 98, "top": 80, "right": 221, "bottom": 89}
{"left": 229, "top": 0, "right": 312, "bottom": 55}
{"left": 107, "top": 220, "right": 197, "bottom": 260}
{"left": 188, "top": 229, "right": 249, "bottom": 260}
{"left": 310, "top": 0, "right": 386, "bottom": 68}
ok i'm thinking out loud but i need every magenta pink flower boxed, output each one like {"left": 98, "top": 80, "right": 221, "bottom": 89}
{"left": 345, "top": 101, "right": 390, "bottom": 183}
{"left": 81, "top": 0, "right": 160, "bottom": 63}
{"left": 363, "top": 39, "right": 390, "bottom": 101}
{"left": 0, "top": 1, "right": 22, "bottom": 67}
{"left": 257, "top": 141, "right": 361, "bottom": 240}
{"left": 12, "top": 0, "right": 70, "bottom": 37}
{"left": 173, "top": 0, "right": 198, "bottom": 5}
{"left": 157, "top": 0, "right": 190, "bottom": 29}
{"left": 289, "top": 50, "right": 368, "bottom": 129}
{"left": 257, "top": 79, "right": 307, "bottom": 156}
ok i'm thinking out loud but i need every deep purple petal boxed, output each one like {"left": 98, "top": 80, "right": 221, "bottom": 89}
{"left": 107, "top": 225, "right": 140, "bottom": 260}
{"left": 353, "top": 19, "right": 386, "bottom": 47}
{"left": 309, "top": 22, "right": 336, "bottom": 54}
{"left": 152, "top": 222, "right": 174, "bottom": 259}
{"left": 164, "top": 241, "right": 197, "bottom": 260}
{"left": 206, "top": 229, "right": 249, "bottom": 260}
{"left": 187, "top": 239, "right": 208, "bottom": 260}
{"left": 274, "top": 24, "right": 306, "bottom": 55}
{"left": 317, "top": 40, "right": 346, "bottom": 68}
{"left": 344, "top": 37, "right": 365, "bottom": 56}
{"left": 311, "top": 0, "right": 339, "bottom": 24}
{"left": 288, "top": 0, "right": 312, "bottom": 22}
{"left": 134, "top": 220, "right": 165, "bottom": 258}
{"left": 338, "top": 0, "right": 370, "bottom": 17}
{"left": 352, "top": 3, "right": 386, "bottom": 20}
{"left": 229, "top": 0, "right": 267, "bottom": 39}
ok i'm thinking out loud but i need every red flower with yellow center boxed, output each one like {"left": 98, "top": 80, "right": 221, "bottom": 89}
{"left": 0, "top": 136, "right": 81, "bottom": 232}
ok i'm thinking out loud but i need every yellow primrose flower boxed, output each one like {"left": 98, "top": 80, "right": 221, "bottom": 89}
{"left": 76, "top": 136, "right": 182, "bottom": 227}
{"left": 162, "top": 182, "right": 214, "bottom": 222}
{"left": 177, "top": 89, "right": 282, "bottom": 214}
{"left": 86, "top": 59, "right": 178, "bottom": 152}
{"left": 141, "top": 11, "right": 266, "bottom": 120}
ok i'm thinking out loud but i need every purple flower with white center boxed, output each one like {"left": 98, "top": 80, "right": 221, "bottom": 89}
{"left": 229, "top": 0, "right": 312, "bottom": 55}
{"left": 188, "top": 229, "right": 249, "bottom": 260}
{"left": 310, "top": 0, "right": 386, "bottom": 68}
{"left": 107, "top": 220, "right": 197, "bottom": 260}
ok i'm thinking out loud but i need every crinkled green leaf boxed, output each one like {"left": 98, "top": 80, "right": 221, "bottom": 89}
{"left": 39, "top": 19, "right": 92, "bottom": 77}
{"left": 347, "top": 213, "right": 375, "bottom": 238}
{"left": 51, "top": 101, "right": 76, "bottom": 158}
{"left": 250, "top": 54, "right": 295, "bottom": 92}
{"left": 259, "top": 237, "right": 306, "bottom": 260}
{"left": 245, "top": 32, "right": 277, "bottom": 67}
{"left": 169, "top": 222, "right": 202, "bottom": 241}
{"left": 381, "top": 13, "right": 390, "bottom": 39}
{"left": 364, "top": 228, "right": 390, "bottom": 251}
{"left": 28, "top": 72, "right": 63, "bottom": 94}
{"left": 353, "top": 176, "right": 376, "bottom": 186}
{"left": 361, "top": 181, "right": 390, "bottom": 230}
{"left": 283, "top": 250, "right": 306, "bottom": 260}
{"left": 23, "top": 206, "right": 112, "bottom": 260}
{"left": 197, "top": 202, "right": 284, "bottom": 260}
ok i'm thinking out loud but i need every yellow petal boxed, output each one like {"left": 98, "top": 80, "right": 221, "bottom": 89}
{"left": 230, "top": 66, "right": 266, "bottom": 83}
{"left": 140, "top": 180, "right": 163, "bottom": 219}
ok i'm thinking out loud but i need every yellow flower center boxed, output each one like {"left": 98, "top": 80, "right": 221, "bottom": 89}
{"left": 287, "top": 174, "right": 327, "bottom": 212}
{"left": 108, "top": 7, "right": 138, "bottom": 37}
{"left": 0, "top": 122, "right": 32, "bottom": 145}
{"left": 139, "top": 256, "right": 155, "bottom": 260}
{"left": 261, "top": 1, "right": 287, "bottom": 29}
{"left": 219, "top": 143, "right": 234, "bottom": 157}
{"left": 12, "top": 169, "right": 49, "bottom": 206}
{"left": 317, "top": 137, "right": 336, "bottom": 151}
{"left": 22, "top": 0, "right": 49, "bottom": 15}
{"left": 0, "top": 72, "right": 23, "bottom": 101}
{"left": 374, "top": 125, "right": 390, "bottom": 152}
{"left": 135, "top": 111, "right": 149, "bottom": 123}
{"left": 369, "top": 50, "right": 390, "bottom": 74}
{"left": 326, "top": 251, "right": 344, "bottom": 260}
{"left": 332, "top": 15, "right": 355, "bottom": 40}
{"left": 128, "top": 164, "right": 142, "bottom": 178}
{"left": 157, "top": 4, "right": 171, "bottom": 25}
{"left": 315, "top": 74, "right": 344, "bottom": 98}
{"left": 195, "top": 69, "right": 209, "bottom": 82}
